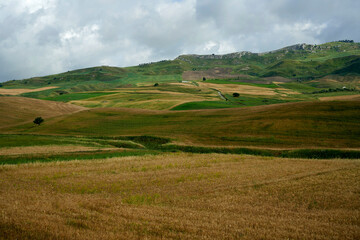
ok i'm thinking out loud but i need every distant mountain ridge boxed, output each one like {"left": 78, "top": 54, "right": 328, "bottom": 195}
{"left": 1, "top": 41, "right": 359, "bottom": 99}
{"left": 177, "top": 41, "right": 360, "bottom": 60}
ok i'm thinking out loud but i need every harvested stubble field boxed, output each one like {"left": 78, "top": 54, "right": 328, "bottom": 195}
{"left": 1, "top": 153, "right": 359, "bottom": 239}
{"left": 198, "top": 82, "right": 278, "bottom": 96}
{"left": 0, "top": 87, "right": 58, "bottom": 95}
{"left": 70, "top": 87, "right": 218, "bottom": 110}
{"left": 0, "top": 145, "right": 117, "bottom": 156}
{"left": 0, "top": 96, "right": 85, "bottom": 129}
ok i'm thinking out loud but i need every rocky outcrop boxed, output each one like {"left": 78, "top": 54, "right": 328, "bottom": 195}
{"left": 176, "top": 42, "right": 359, "bottom": 62}
{"left": 176, "top": 51, "right": 254, "bottom": 61}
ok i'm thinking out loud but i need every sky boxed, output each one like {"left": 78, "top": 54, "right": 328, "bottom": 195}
{"left": 0, "top": 0, "right": 359, "bottom": 82}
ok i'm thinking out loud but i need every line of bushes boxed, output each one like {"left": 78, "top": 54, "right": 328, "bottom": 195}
{"left": 281, "top": 149, "right": 360, "bottom": 159}
{"left": 157, "top": 145, "right": 360, "bottom": 159}
{"left": 90, "top": 136, "right": 360, "bottom": 159}
{"left": 0, "top": 150, "right": 159, "bottom": 165}
{"left": 310, "top": 88, "right": 356, "bottom": 94}
{"left": 2, "top": 134, "right": 359, "bottom": 165}
{"left": 158, "top": 145, "right": 276, "bottom": 156}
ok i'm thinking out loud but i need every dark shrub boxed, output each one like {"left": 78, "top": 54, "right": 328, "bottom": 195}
{"left": 33, "top": 117, "right": 44, "bottom": 126}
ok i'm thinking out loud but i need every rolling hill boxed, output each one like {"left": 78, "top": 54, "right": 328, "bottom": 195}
{"left": 0, "top": 96, "right": 85, "bottom": 129}
{"left": 0, "top": 41, "right": 359, "bottom": 148}
{"left": 3, "top": 99, "right": 360, "bottom": 149}
{"left": 0, "top": 41, "right": 359, "bottom": 95}
{"left": 1, "top": 41, "right": 360, "bottom": 239}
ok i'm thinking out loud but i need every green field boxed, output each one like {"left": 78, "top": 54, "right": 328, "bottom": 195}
{"left": 171, "top": 100, "right": 238, "bottom": 110}
{"left": 43, "top": 92, "right": 118, "bottom": 102}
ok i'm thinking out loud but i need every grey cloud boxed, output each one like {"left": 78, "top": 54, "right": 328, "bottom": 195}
{"left": 37, "top": 26, "right": 61, "bottom": 45}
{"left": 0, "top": 0, "right": 359, "bottom": 82}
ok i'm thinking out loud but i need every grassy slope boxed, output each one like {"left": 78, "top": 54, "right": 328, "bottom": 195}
{"left": 171, "top": 101, "right": 237, "bottom": 110}
{"left": 0, "top": 96, "right": 85, "bottom": 128}
{"left": 42, "top": 92, "right": 118, "bottom": 102}
{"left": 0, "top": 41, "right": 358, "bottom": 113}
{"left": 178, "top": 42, "right": 360, "bottom": 78}
{"left": 64, "top": 84, "right": 218, "bottom": 110}
{"left": 0, "top": 134, "right": 163, "bottom": 165}
{"left": 4, "top": 100, "right": 360, "bottom": 149}
{"left": 1, "top": 41, "right": 359, "bottom": 94}
{"left": 1, "top": 63, "right": 185, "bottom": 95}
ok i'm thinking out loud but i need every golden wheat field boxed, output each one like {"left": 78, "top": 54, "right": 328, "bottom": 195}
{"left": 0, "top": 96, "right": 85, "bottom": 129}
{"left": 1, "top": 153, "right": 359, "bottom": 239}
{"left": 0, "top": 87, "right": 58, "bottom": 95}
{"left": 0, "top": 145, "right": 117, "bottom": 156}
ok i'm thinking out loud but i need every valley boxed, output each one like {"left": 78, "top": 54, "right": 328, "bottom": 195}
{"left": 1, "top": 41, "right": 360, "bottom": 239}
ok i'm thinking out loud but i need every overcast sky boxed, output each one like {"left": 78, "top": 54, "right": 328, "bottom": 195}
{"left": 0, "top": 0, "right": 359, "bottom": 82}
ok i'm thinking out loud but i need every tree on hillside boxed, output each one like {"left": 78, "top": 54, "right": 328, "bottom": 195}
{"left": 33, "top": 117, "right": 44, "bottom": 126}
{"left": 154, "top": 83, "right": 159, "bottom": 87}
{"left": 202, "top": 77, "right": 206, "bottom": 81}
{"left": 233, "top": 93, "right": 240, "bottom": 97}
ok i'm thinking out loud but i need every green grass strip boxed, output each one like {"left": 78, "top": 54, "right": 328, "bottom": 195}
{"left": 0, "top": 150, "right": 159, "bottom": 165}
{"left": 158, "top": 145, "right": 360, "bottom": 159}
{"left": 171, "top": 101, "right": 238, "bottom": 110}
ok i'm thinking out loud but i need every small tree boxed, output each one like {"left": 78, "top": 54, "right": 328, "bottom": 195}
{"left": 202, "top": 77, "right": 206, "bottom": 81}
{"left": 154, "top": 83, "right": 159, "bottom": 87}
{"left": 33, "top": 117, "right": 44, "bottom": 126}
{"left": 233, "top": 93, "right": 240, "bottom": 97}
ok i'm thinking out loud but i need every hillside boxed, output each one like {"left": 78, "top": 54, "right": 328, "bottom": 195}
{"left": 177, "top": 41, "right": 360, "bottom": 77}
{"left": 1, "top": 41, "right": 359, "bottom": 90}
{"left": 1, "top": 42, "right": 360, "bottom": 240}
{"left": 0, "top": 96, "right": 85, "bottom": 128}
{"left": 0, "top": 41, "right": 358, "bottom": 111}
{"left": 4, "top": 99, "right": 360, "bottom": 149}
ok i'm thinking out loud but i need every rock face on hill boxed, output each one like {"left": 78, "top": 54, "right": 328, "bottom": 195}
{"left": 176, "top": 41, "right": 360, "bottom": 60}
{"left": 177, "top": 51, "right": 254, "bottom": 60}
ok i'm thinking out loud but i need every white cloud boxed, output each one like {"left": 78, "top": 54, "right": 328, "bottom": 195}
{"left": 0, "top": 0, "right": 359, "bottom": 81}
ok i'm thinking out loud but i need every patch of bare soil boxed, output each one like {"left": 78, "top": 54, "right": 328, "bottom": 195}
{"left": 199, "top": 82, "right": 277, "bottom": 96}
{"left": 275, "top": 87, "right": 301, "bottom": 95}
{"left": 319, "top": 94, "right": 360, "bottom": 101}
{"left": 0, "top": 86, "right": 58, "bottom": 95}
{"left": 318, "top": 75, "right": 360, "bottom": 83}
